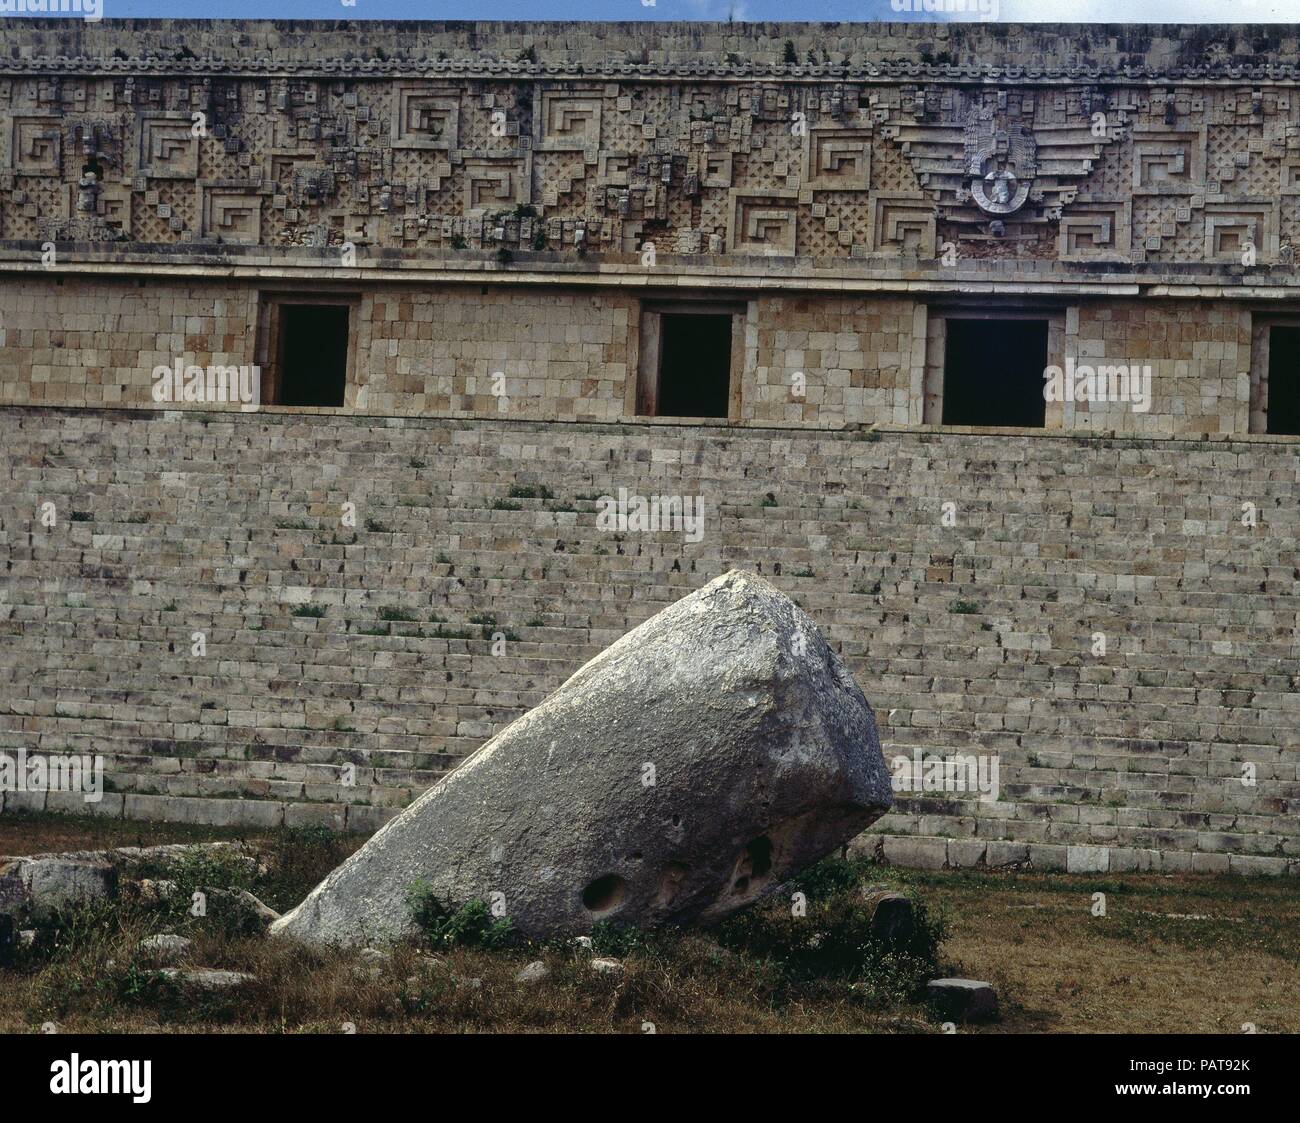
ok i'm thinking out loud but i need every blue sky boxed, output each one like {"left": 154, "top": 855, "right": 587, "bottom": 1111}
{"left": 7, "top": 0, "right": 1300, "bottom": 22}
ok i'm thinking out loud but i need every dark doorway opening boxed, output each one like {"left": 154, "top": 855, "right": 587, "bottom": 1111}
{"left": 942, "top": 317, "right": 1049, "bottom": 428}
{"left": 1267, "top": 326, "right": 1300, "bottom": 435}
{"left": 657, "top": 312, "right": 732, "bottom": 418}
{"left": 277, "top": 304, "right": 349, "bottom": 407}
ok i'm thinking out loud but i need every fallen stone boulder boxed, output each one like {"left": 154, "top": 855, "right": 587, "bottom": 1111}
{"left": 112, "top": 842, "right": 263, "bottom": 881}
{"left": 0, "top": 841, "right": 263, "bottom": 921}
{"left": 272, "top": 570, "right": 892, "bottom": 945}
{"left": 515, "top": 960, "right": 550, "bottom": 984}
{"left": 861, "top": 887, "right": 918, "bottom": 946}
{"left": 128, "top": 878, "right": 179, "bottom": 906}
{"left": 0, "top": 855, "right": 117, "bottom": 919}
{"left": 205, "top": 888, "right": 280, "bottom": 932}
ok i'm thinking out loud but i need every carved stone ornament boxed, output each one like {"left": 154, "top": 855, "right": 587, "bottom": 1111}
{"left": 964, "top": 111, "right": 1037, "bottom": 216}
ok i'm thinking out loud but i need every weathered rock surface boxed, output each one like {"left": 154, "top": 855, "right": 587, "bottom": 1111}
{"left": 137, "top": 934, "right": 193, "bottom": 964}
{"left": 129, "top": 878, "right": 179, "bottom": 906}
{"left": 926, "top": 978, "right": 999, "bottom": 1023}
{"left": 0, "top": 855, "right": 117, "bottom": 918}
{"left": 206, "top": 888, "right": 281, "bottom": 931}
{"left": 156, "top": 967, "right": 256, "bottom": 992}
{"left": 273, "top": 570, "right": 892, "bottom": 945}
{"left": 862, "top": 888, "right": 917, "bottom": 945}
{"left": 0, "top": 841, "right": 260, "bottom": 920}
{"left": 515, "top": 960, "right": 550, "bottom": 984}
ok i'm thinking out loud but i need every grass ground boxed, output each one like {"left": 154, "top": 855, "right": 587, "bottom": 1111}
{"left": 893, "top": 867, "right": 1298, "bottom": 1034}
{"left": 2, "top": 813, "right": 1296, "bottom": 1033}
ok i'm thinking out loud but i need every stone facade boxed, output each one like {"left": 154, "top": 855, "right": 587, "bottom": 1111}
{"left": 0, "top": 277, "right": 1265, "bottom": 433}
{"left": 0, "top": 21, "right": 1296, "bottom": 432}
{"left": 0, "top": 21, "right": 1298, "bottom": 871}
{"left": 1, "top": 20, "right": 1299, "bottom": 279}
{"left": 1, "top": 406, "right": 1297, "bottom": 874}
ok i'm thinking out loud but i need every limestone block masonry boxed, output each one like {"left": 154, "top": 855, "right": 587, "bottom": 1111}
{"left": 0, "top": 21, "right": 1298, "bottom": 872}
{"left": 1, "top": 406, "right": 1297, "bottom": 875}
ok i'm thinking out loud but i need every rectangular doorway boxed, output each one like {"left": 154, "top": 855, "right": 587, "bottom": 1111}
{"left": 1267, "top": 326, "right": 1300, "bottom": 435}
{"left": 942, "top": 317, "right": 1049, "bottom": 428}
{"left": 273, "top": 303, "right": 350, "bottom": 407}
{"left": 637, "top": 303, "right": 742, "bottom": 419}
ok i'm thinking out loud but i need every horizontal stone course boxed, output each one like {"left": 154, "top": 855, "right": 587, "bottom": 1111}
{"left": 0, "top": 404, "right": 1296, "bottom": 872}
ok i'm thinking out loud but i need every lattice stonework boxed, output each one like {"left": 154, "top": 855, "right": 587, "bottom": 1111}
{"left": 0, "top": 69, "right": 1297, "bottom": 263}
{"left": 799, "top": 191, "right": 873, "bottom": 257}
{"left": 4, "top": 178, "right": 62, "bottom": 239}
{"left": 870, "top": 136, "right": 922, "bottom": 196}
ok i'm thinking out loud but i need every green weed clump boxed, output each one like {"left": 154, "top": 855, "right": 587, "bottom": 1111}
{"left": 406, "top": 885, "right": 517, "bottom": 950}
{"left": 715, "top": 856, "right": 947, "bottom": 1005}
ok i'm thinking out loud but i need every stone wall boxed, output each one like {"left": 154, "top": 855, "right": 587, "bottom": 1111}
{"left": 0, "top": 21, "right": 1297, "bottom": 873}
{"left": 0, "top": 277, "right": 258, "bottom": 408}
{"left": 0, "top": 274, "right": 1269, "bottom": 435}
{"left": 1, "top": 405, "right": 1296, "bottom": 874}
{"left": 2, "top": 20, "right": 1299, "bottom": 289}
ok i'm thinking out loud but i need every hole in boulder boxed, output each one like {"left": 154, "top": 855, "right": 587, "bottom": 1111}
{"left": 655, "top": 862, "right": 689, "bottom": 907}
{"left": 731, "top": 835, "right": 774, "bottom": 895}
{"left": 581, "top": 874, "right": 626, "bottom": 917}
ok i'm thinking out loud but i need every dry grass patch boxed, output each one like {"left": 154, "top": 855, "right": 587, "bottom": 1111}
{"left": 2, "top": 834, "right": 949, "bottom": 1034}
{"left": 895, "top": 868, "right": 1300, "bottom": 1034}
{"left": 3, "top": 813, "right": 1296, "bottom": 1034}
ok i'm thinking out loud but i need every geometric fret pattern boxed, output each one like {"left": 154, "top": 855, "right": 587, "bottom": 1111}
{"left": 0, "top": 68, "right": 1296, "bottom": 269}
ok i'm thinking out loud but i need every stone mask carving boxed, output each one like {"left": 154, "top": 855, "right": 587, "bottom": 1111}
{"left": 964, "top": 112, "right": 1036, "bottom": 216}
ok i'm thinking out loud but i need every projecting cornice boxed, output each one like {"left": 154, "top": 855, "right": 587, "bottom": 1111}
{"left": 3, "top": 244, "right": 1300, "bottom": 302}
{"left": 6, "top": 58, "right": 1300, "bottom": 85}
{"left": 1, "top": 20, "right": 1299, "bottom": 84}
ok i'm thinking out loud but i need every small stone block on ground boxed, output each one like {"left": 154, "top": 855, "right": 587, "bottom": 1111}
{"left": 926, "top": 978, "right": 999, "bottom": 1024}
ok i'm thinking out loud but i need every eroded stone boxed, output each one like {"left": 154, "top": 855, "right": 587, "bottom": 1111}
{"left": 272, "top": 571, "right": 891, "bottom": 945}
{"left": 926, "top": 978, "right": 998, "bottom": 1023}
{"left": 0, "top": 856, "right": 117, "bottom": 918}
